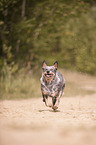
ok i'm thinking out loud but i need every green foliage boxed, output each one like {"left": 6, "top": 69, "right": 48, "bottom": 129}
{"left": 63, "top": 10, "right": 96, "bottom": 74}
{"left": 0, "top": 0, "right": 96, "bottom": 80}
{"left": 0, "top": 44, "right": 18, "bottom": 87}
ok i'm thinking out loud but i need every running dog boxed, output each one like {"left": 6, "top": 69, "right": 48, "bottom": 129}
{"left": 40, "top": 60, "right": 65, "bottom": 110}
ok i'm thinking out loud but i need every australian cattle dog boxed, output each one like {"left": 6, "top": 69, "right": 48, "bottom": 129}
{"left": 40, "top": 60, "right": 65, "bottom": 110}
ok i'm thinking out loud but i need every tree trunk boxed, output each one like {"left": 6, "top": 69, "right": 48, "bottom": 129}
{"left": 21, "top": 0, "right": 26, "bottom": 19}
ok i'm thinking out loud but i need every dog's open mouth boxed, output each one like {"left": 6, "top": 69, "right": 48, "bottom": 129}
{"left": 45, "top": 73, "right": 53, "bottom": 78}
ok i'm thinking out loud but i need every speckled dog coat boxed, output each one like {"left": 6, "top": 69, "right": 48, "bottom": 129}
{"left": 40, "top": 60, "right": 65, "bottom": 110}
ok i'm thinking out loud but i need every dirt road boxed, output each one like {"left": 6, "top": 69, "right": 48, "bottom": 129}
{"left": 0, "top": 71, "right": 96, "bottom": 145}
{"left": 0, "top": 95, "right": 96, "bottom": 145}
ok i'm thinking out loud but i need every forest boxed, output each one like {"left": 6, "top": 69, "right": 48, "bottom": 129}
{"left": 0, "top": 0, "right": 96, "bottom": 99}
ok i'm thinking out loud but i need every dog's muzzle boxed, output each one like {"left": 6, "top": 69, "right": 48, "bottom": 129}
{"left": 45, "top": 73, "right": 53, "bottom": 78}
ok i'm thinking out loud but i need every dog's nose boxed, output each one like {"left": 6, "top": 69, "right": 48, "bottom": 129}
{"left": 47, "top": 71, "right": 50, "bottom": 74}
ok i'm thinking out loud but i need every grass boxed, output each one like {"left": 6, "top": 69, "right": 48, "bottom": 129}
{"left": 0, "top": 72, "right": 41, "bottom": 100}
{"left": 0, "top": 69, "right": 96, "bottom": 100}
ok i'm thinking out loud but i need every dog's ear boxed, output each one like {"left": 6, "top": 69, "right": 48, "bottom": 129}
{"left": 53, "top": 61, "right": 58, "bottom": 69}
{"left": 42, "top": 60, "right": 47, "bottom": 68}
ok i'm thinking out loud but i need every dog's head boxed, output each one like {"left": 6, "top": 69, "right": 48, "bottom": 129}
{"left": 42, "top": 60, "right": 58, "bottom": 82}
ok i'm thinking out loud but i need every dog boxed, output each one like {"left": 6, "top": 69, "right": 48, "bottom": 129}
{"left": 40, "top": 60, "right": 65, "bottom": 110}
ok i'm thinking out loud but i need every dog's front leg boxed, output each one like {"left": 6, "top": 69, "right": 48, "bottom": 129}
{"left": 51, "top": 93, "right": 58, "bottom": 110}
{"left": 42, "top": 94, "right": 49, "bottom": 107}
{"left": 53, "top": 96, "right": 59, "bottom": 110}
{"left": 52, "top": 90, "right": 61, "bottom": 110}
{"left": 52, "top": 97, "right": 58, "bottom": 110}
{"left": 45, "top": 96, "right": 52, "bottom": 107}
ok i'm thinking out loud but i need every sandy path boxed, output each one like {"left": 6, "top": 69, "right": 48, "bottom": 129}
{"left": 0, "top": 94, "right": 96, "bottom": 145}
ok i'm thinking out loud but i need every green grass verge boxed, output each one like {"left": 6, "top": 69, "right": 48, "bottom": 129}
{"left": 0, "top": 74, "right": 41, "bottom": 100}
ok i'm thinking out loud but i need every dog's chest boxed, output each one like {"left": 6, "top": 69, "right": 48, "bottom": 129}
{"left": 46, "top": 84, "right": 54, "bottom": 92}
{"left": 45, "top": 80, "right": 58, "bottom": 93}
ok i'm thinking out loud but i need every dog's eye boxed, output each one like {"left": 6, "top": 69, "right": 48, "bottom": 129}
{"left": 45, "top": 69, "right": 47, "bottom": 71}
{"left": 43, "top": 68, "right": 47, "bottom": 71}
{"left": 42, "top": 68, "right": 46, "bottom": 71}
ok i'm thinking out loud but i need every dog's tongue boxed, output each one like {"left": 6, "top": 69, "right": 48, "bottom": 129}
{"left": 46, "top": 74, "right": 52, "bottom": 78}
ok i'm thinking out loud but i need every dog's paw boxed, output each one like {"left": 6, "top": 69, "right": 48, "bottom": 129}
{"left": 45, "top": 103, "right": 49, "bottom": 107}
{"left": 48, "top": 103, "right": 52, "bottom": 107}
{"left": 52, "top": 105, "right": 58, "bottom": 110}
